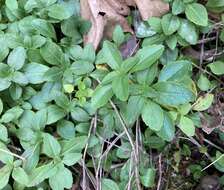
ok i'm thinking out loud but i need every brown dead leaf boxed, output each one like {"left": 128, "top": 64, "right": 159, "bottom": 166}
{"left": 80, "top": 0, "right": 132, "bottom": 49}
{"left": 120, "top": 35, "right": 138, "bottom": 59}
{"left": 200, "top": 100, "right": 224, "bottom": 134}
{"left": 80, "top": 0, "right": 169, "bottom": 49}
{"left": 134, "top": 0, "right": 169, "bottom": 20}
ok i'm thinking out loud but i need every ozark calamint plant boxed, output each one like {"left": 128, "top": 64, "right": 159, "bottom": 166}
{"left": 0, "top": 0, "right": 217, "bottom": 189}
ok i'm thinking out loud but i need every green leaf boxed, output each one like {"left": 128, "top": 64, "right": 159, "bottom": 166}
{"left": 7, "top": 47, "right": 26, "bottom": 70}
{"left": 57, "top": 120, "right": 75, "bottom": 139}
{"left": 0, "top": 165, "right": 12, "bottom": 189}
{"left": 71, "top": 60, "right": 94, "bottom": 75}
{"left": 0, "top": 46, "right": 9, "bottom": 62}
{"left": 206, "top": 0, "right": 224, "bottom": 8}
{"left": 166, "top": 35, "right": 177, "bottom": 50}
{"left": 31, "top": 35, "right": 46, "bottom": 49}
{"left": 178, "top": 116, "right": 195, "bottom": 137}
{"left": 142, "top": 100, "right": 164, "bottom": 131}
{"left": 124, "top": 95, "right": 145, "bottom": 125}
{"left": 82, "top": 44, "right": 96, "bottom": 63}
{"left": 153, "top": 82, "right": 195, "bottom": 106}
{"left": 0, "top": 124, "right": 8, "bottom": 142}
{"left": 9, "top": 84, "right": 22, "bottom": 100}
{"left": 116, "top": 142, "right": 131, "bottom": 159}
{"left": 185, "top": 3, "right": 208, "bottom": 26}
{"left": 32, "top": 19, "right": 56, "bottom": 40}
{"left": 24, "top": 63, "right": 49, "bottom": 84}
{"left": 63, "top": 152, "right": 82, "bottom": 166}
{"left": 101, "top": 178, "right": 120, "bottom": 190}
{"left": 23, "top": 145, "right": 40, "bottom": 173}
{"left": 91, "top": 84, "right": 113, "bottom": 109}
{"left": 140, "top": 168, "right": 156, "bottom": 188}
{"left": 113, "top": 25, "right": 125, "bottom": 46}
{"left": 208, "top": 61, "right": 224, "bottom": 75}
{"left": 0, "top": 98, "right": 3, "bottom": 115}
{"left": 12, "top": 167, "right": 29, "bottom": 185}
{"left": 42, "top": 133, "right": 61, "bottom": 158}
{"left": 120, "top": 57, "right": 139, "bottom": 73}
{"left": 178, "top": 19, "right": 198, "bottom": 44}
{"left": 157, "top": 112, "right": 175, "bottom": 141}
{"left": 102, "top": 41, "right": 122, "bottom": 70}
{"left": 44, "top": 67, "right": 63, "bottom": 82}
{"left": 71, "top": 107, "right": 89, "bottom": 122}
{"left": 49, "top": 166, "right": 73, "bottom": 190}
{"left": 158, "top": 60, "right": 191, "bottom": 81}
{"left": 34, "top": 109, "right": 47, "bottom": 130}
{"left": 55, "top": 93, "right": 70, "bottom": 110}
{"left": 48, "top": 4, "right": 74, "bottom": 20}
{"left": 46, "top": 105, "right": 66, "bottom": 125}
{"left": 172, "top": 0, "right": 185, "bottom": 15}
{"left": 147, "top": 17, "right": 162, "bottom": 33}
{"left": 131, "top": 45, "right": 164, "bottom": 72}
{"left": 61, "top": 136, "right": 87, "bottom": 155}
{"left": 40, "top": 41, "right": 64, "bottom": 65}
{"left": 136, "top": 63, "right": 158, "bottom": 85}
{"left": 0, "top": 142, "right": 14, "bottom": 164}
{"left": 112, "top": 74, "right": 129, "bottom": 101}
{"left": 161, "top": 14, "right": 180, "bottom": 35}
{"left": 6, "top": 0, "right": 18, "bottom": 10}
{"left": 1, "top": 106, "right": 23, "bottom": 123}
{"left": 12, "top": 72, "right": 28, "bottom": 85}
{"left": 193, "top": 94, "right": 214, "bottom": 111}
{"left": 197, "top": 74, "right": 211, "bottom": 91}
{"left": 28, "top": 162, "right": 57, "bottom": 187}
{"left": 0, "top": 79, "right": 11, "bottom": 91}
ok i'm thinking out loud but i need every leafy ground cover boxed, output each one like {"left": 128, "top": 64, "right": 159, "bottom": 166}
{"left": 0, "top": 0, "right": 224, "bottom": 189}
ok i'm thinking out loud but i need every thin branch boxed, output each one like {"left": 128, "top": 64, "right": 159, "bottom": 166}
{"left": 157, "top": 154, "right": 162, "bottom": 190}
{"left": 0, "top": 148, "right": 25, "bottom": 161}
{"left": 82, "top": 117, "right": 96, "bottom": 190}
{"left": 202, "top": 154, "right": 224, "bottom": 171}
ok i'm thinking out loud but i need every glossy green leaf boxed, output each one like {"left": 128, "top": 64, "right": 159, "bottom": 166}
{"left": 63, "top": 153, "right": 82, "bottom": 166}
{"left": 40, "top": 41, "right": 64, "bottom": 65}
{"left": 32, "top": 19, "right": 56, "bottom": 39}
{"left": 157, "top": 112, "right": 175, "bottom": 141}
{"left": 24, "top": 63, "right": 49, "bottom": 84}
{"left": 185, "top": 3, "right": 208, "bottom": 26}
{"left": 102, "top": 41, "right": 122, "bottom": 70}
{"left": 140, "top": 168, "right": 156, "bottom": 188}
{"left": 178, "top": 19, "right": 198, "bottom": 44}
{"left": 113, "top": 25, "right": 125, "bottom": 46}
{"left": 162, "top": 14, "right": 180, "bottom": 35}
{"left": 142, "top": 100, "right": 164, "bottom": 131}
{"left": 172, "top": 0, "right": 185, "bottom": 15}
{"left": 0, "top": 124, "right": 8, "bottom": 142}
{"left": 7, "top": 47, "right": 26, "bottom": 70}
{"left": 28, "top": 162, "right": 57, "bottom": 187}
{"left": 197, "top": 74, "right": 211, "bottom": 91}
{"left": 112, "top": 74, "right": 129, "bottom": 101}
{"left": 193, "top": 94, "right": 214, "bottom": 111}
{"left": 102, "top": 178, "right": 120, "bottom": 190}
{"left": 12, "top": 167, "right": 29, "bottom": 185}
{"left": 6, "top": 0, "right": 18, "bottom": 10}
{"left": 57, "top": 120, "right": 75, "bottom": 139}
{"left": 159, "top": 60, "right": 191, "bottom": 81}
{"left": 208, "top": 61, "right": 224, "bottom": 75}
{"left": 178, "top": 116, "right": 195, "bottom": 137}
{"left": 91, "top": 84, "right": 113, "bottom": 109}
{"left": 42, "top": 133, "right": 61, "bottom": 158}
{"left": 132, "top": 45, "right": 164, "bottom": 72}
{"left": 61, "top": 136, "right": 87, "bottom": 155}
{"left": 153, "top": 82, "right": 195, "bottom": 106}
{"left": 49, "top": 166, "right": 73, "bottom": 190}
{"left": 0, "top": 165, "right": 12, "bottom": 189}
